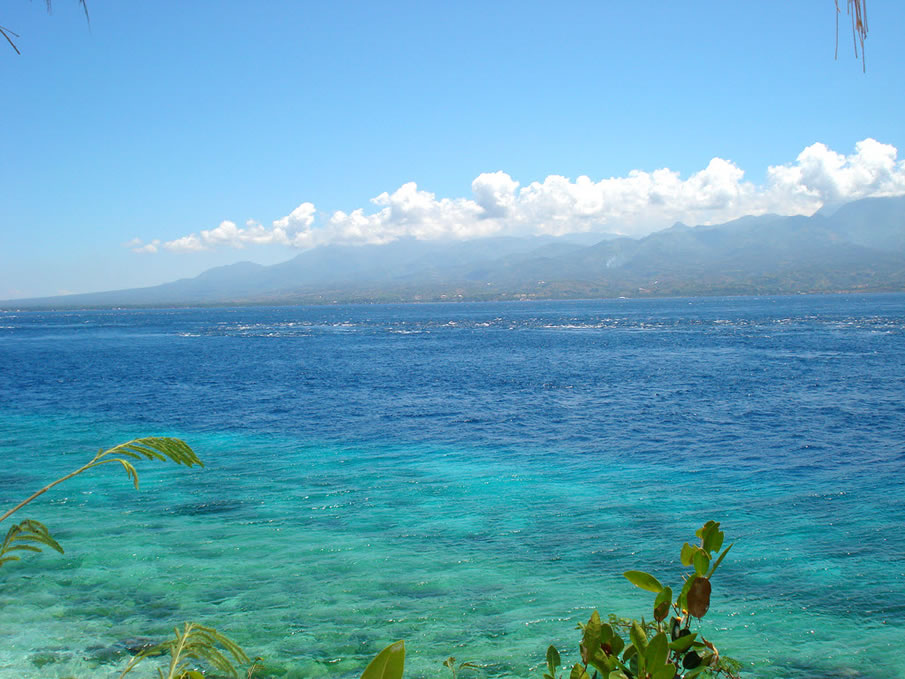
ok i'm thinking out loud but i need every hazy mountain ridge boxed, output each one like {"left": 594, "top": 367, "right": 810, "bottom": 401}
{"left": 5, "top": 196, "right": 904, "bottom": 308}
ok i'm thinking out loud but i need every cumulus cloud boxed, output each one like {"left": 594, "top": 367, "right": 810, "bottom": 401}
{"left": 129, "top": 139, "right": 905, "bottom": 254}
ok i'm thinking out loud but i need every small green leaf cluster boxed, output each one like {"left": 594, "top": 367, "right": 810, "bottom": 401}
{"left": 544, "top": 522, "right": 739, "bottom": 679}
{"left": 445, "top": 655, "right": 481, "bottom": 679}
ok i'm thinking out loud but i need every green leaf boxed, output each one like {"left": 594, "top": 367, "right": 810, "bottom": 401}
{"left": 680, "top": 543, "right": 695, "bottom": 567}
{"left": 609, "top": 633, "right": 625, "bottom": 657}
{"left": 695, "top": 521, "right": 716, "bottom": 540}
{"left": 581, "top": 611, "right": 603, "bottom": 665}
{"left": 668, "top": 633, "right": 697, "bottom": 653}
{"left": 623, "top": 570, "right": 663, "bottom": 593}
{"left": 569, "top": 663, "right": 589, "bottom": 679}
{"left": 546, "top": 646, "right": 561, "bottom": 673}
{"left": 683, "top": 666, "right": 708, "bottom": 679}
{"left": 652, "top": 664, "right": 677, "bottom": 679}
{"left": 710, "top": 530, "right": 725, "bottom": 554}
{"left": 692, "top": 550, "right": 710, "bottom": 576}
{"left": 361, "top": 641, "right": 405, "bottom": 679}
{"left": 629, "top": 621, "right": 647, "bottom": 658}
{"left": 701, "top": 522, "right": 721, "bottom": 553}
{"left": 708, "top": 543, "right": 734, "bottom": 578}
{"left": 644, "top": 632, "right": 668, "bottom": 669}
{"left": 653, "top": 586, "right": 672, "bottom": 622}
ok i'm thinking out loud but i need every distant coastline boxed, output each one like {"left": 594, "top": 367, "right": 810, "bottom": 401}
{"left": 4, "top": 195, "right": 903, "bottom": 311}
{"left": 4, "top": 288, "right": 905, "bottom": 314}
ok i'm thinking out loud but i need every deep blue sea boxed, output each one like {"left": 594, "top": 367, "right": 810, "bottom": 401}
{"left": 1, "top": 295, "right": 903, "bottom": 679}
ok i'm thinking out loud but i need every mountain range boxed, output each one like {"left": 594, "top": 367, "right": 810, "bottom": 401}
{"left": 5, "top": 195, "right": 904, "bottom": 308}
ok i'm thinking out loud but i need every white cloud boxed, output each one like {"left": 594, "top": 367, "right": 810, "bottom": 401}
{"left": 130, "top": 139, "right": 905, "bottom": 254}
{"left": 765, "top": 138, "right": 905, "bottom": 210}
{"left": 126, "top": 237, "right": 161, "bottom": 254}
{"left": 164, "top": 234, "right": 205, "bottom": 252}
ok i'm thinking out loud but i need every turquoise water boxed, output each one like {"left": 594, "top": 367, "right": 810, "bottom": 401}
{"left": 1, "top": 296, "right": 903, "bottom": 678}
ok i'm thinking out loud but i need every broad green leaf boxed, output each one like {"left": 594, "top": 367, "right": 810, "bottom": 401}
{"left": 361, "top": 641, "right": 405, "bottom": 679}
{"left": 569, "top": 663, "right": 589, "bottom": 679}
{"left": 644, "top": 632, "right": 668, "bottom": 669}
{"left": 581, "top": 611, "right": 603, "bottom": 665}
{"left": 668, "top": 633, "right": 697, "bottom": 653}
{"left": 702, "top": 522, "right": 722, "bottom": 553}
{"left": 629, "top": 622, "right": 647, "bottom": 658}
{"left": 695, "top": 521, "right": 717, "bottom": 540}
{"left": 680, "top": 542, "right": 695, "bottom": 567}
{"left": 546, "top": 646, "right": 561, "bottom": 672}
{"left": 652, "top": 664, "right": 676, "bottom": 679}
{"left": 710, "top": 530, "right": 725, "bottom": 553}
{"left": 600, "top": 623, "right": 615, "bottom": 641}
{"left": 708, "top": 543, "right": 734, "bottom": 578}
{"left": 623, "top": 570, "right": 663, "bottom": 593}
{"left": 585, "top": 616, "right": 618, "bottom": 676}
{"left": 653, "top": 586, "right": 672, "bottom": 622}
{"left": 683, "top": 667, "right": 707, "bottom": 679}
{"left": 693, "top": 550, "right": 710, "bottom": 576}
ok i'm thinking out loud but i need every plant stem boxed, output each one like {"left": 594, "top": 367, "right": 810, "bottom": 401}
{"left": 0, "top": 454, "right": 103, "bottom": 524}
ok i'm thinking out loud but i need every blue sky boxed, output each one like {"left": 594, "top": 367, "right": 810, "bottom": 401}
{"left": 2, "top": 1, "right": 904, "bottom": 298}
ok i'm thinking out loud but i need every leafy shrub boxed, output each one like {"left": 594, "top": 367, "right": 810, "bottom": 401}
{"left": 544, "top": 521, "right": 740, "bottom": 679}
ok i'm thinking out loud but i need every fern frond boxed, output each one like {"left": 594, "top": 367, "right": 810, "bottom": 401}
{"left": 101, "top": 438, "right": 203, "bottom": 468}
{"left": 94, "top": 438, "right": 203, "bottom": 490}
{"left": 120, "top": 622, "right": 249, "bottom": 679}
{"left": 0, "top": 519, "right": 64, "bottom": 568}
